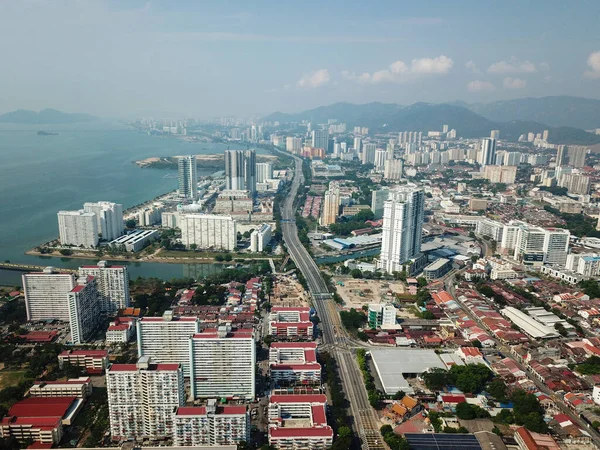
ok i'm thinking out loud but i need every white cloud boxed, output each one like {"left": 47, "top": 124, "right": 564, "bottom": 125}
{"left": 467, "top": 80, "right": 495, "bottom": 93}
{"left": 539, "top": 62, "right": 550, "bottom": 71}
{"left": 584, "top": 51, "right": 600, "bottom": 79}
{"left": 411, "top": 55, "right": 453, "bottom": 74}
{"left": 297, "top": 69, "right": 330, "bottom": 89}
{"left": 503, "top": 77, "right": 527, "bottom": 89}
{"left": 343, "top": 55, "right": 453, "bottom": 84}
{"left": 465, "top": 60, "right": 480, "bottom": 74}
{"left": 488, "top": 58, "right": 537, "bottom": 74}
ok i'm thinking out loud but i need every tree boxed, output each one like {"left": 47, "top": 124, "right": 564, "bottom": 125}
{"left": 486, "top": 379, "right": 508, "bottom": 403}
{"left": 422, "top": 368, "right": 451, "bottom": 391}
{"left": 59, "top": 249, "right": 73, "bottom": 256}
{"left": 350, "top": 269, "right": 363, "bottom": 279}
{"left": 420, "top": 311, "right": 436, "bottom": 320}
{"left": 393, "top": 390, "right": 406, "bottom": 400}
{"left": 189, "top": 243, "right": 198, "bottom": 251}
{"left": 338, "top": 426, "right": 352, "bottom": 439}
{"left": 456, "top": 402, "right": 490, "bottom": 420}
{"left": 125, "top": 219, "right": 136, "bottom": 229}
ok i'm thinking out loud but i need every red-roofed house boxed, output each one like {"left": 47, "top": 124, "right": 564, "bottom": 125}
{"left": 269, "top": 342, "right": 321, "bottom": 386}
{"left": 269, "top": 307, "right": 313, "bottom": 340}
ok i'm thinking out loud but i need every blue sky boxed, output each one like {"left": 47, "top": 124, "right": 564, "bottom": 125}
{"left": 0, "top": 0, "right": 599, "bottom": 118}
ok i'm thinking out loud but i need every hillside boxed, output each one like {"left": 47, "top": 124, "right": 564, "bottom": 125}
{"left": 0, "top": 108, "right": 97, "bottom": 124}
{"left": 263, "top": 101, "right": 600, "bottom": 145}
{"left": 466, "top": 96, "right": 600, "bottom": 130}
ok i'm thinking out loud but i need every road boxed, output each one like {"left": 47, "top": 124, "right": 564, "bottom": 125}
{"left": 279, "top": 154, "right": 385, "bottom": 450}
{"left": 445, "top": 271, "right": 600, "bottom": 448}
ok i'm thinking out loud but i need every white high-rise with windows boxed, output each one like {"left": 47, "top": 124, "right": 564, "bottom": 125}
{"left": 107, "top": 357, "right": 185, "bottom": 440}
{"left": 225, "top": 149, "right": 256, "bottom": 194}
{"left": 137, "top": 312, "right": 200, "bottom": 377}
{"left": 479, "top": 138, "right": 497, "bottom": 166}
{"left": 362, "top": 143, "right": 376, "bottom": 165}
{"left": 178, "top": 214, "right": 237, "bottom": 250}
{"left": 23, "top": 267, "right": 76, "bottom": 321}
{"left": 256, "top": 162, "right": 273, "bottom": 183}
{"left": 79, "top": 261, "right": 130, "bottom": 314}
{"left": 250, "top": 223, "right": 272, "bottom": 252}
{"left": 68, "top": 276, "right": 101, "bottom": 344}
{"left": 311, "top": 129, "right": 328, "bottom": 153}
{"left": 82, "top": 201, "right": 124, "bottom": 241}
{"left": 178, "top": 155, "right": 198, "bottom": 200}
{"left": 189, "top": 327, "right": 255, "bottom": 400}
{"left": 286, "top": 137, "right": 302, "bottom": 154}
{"left": 321, "top": 183, "right": 340, "bottom": 226}
{"left": 378, "top": 186, "right": 425, "bottom": 273}
{"left": 501, "top": 221, "right": 570, "bottom": 267}
{"left": 57, "top": 210, "right": 99, "bottom": 248}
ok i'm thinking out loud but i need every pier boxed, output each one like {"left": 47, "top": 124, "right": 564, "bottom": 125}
{"left": 0, "top": 263, "right": 77, "bottom": 274}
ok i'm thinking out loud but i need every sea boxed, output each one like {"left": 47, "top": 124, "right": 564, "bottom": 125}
{"left": 0, "top": 122, "right": 263, "bottom": 285}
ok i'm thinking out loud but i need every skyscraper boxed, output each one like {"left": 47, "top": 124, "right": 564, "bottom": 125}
{"left": 177, "top": 155, "right": 198, "bottom": 200}
{"left": 225, "top": 149, "right": 256, "bottom": 194}
{"left": 311, "top": 129, "right": 328, "bottom": 153}
{"left": 256, "top": 162, "right": 273, "bottom": 183}
{"left": 480, "top": 138, "right": 497, "bottom": 166}
{"left": 68, "top": 276, "right": 101, "bottom": 344}
{"left": 57, "top": 210, "right": 99, "bottom": 248}
{"left": 378, "top": 186, "right": 425, "bottom": 273}
{"left": 362, "top": 143, "right": 376, "bottom": 165}
{"left": 23, "top": 267, "right": 76, "bottom": 321}
{"left": 353, "top": 137, "right": 362, "bottom": 154}
{"left": 286, "top": 137, "right": 302, "bottom": 154}
{"left": 79, "top": 261, "right": 130, "bottom": 314}
{"left": 321, "top": 184, "right": 340, "bottom": 226}
{"left": 568, "top": 146, "right": 587, "bottom": 168}
{"left": 244, "top": 149, "right": 256, "bottom": 195}
{"left": 384, "top": 159, "right": 404, "bottom": 181}
{"left": 83, "top": 201, "right": 124, "bottom": 241}
{"left": 556, "top": 145, "right": 568, "bottom": 167}
{"left": 374, "top": 149, "right": 387, "bottom": 172}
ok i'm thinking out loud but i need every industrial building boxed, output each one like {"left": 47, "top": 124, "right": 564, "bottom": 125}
{"left": 109, "top": 229, "right": 159, "bottom": 252}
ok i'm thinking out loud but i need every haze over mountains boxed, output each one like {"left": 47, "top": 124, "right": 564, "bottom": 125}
{"left": 0, "top": 108, "right": 97, "bottom": 125}
{"left": 263, "top": 96, "right": 600, "bottom": 145}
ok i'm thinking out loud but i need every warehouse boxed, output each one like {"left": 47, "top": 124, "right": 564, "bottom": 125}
{"left": 501, "top": 307, "right": 560, "bottom": 339}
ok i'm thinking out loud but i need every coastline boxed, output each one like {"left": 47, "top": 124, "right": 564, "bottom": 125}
{"left": 135, "top": 153, "right": 277, "bottom": 169}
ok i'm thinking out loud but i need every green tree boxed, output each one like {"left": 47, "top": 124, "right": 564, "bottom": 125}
{"left": 486, "top": 379, "right": 508, "bottom": 403}
{"left": 350, "top": 269, "right": 363, "bottom": 279}
{"left": 338, "top": 426, "right": 352, "bottom": 439}
{"left": 125, "top": 219, "right": 136, "bottom": 229}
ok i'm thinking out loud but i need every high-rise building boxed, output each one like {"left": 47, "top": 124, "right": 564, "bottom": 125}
{"left": 107, "top": 357, "right": 185, "bottom": 440}
{"left": 559, "top": 173, "right": 591, "bottom": 195}
{"left": 501, "top": 221, "right": 570, "bottom": 267}
{"left": 286, "top": 137, "right": 302, "bottom": 154}
{"left": 79, "top": 261, "right": 130, "bottom": 314}
{"left": 375, "top": 149, "right": 387, "bottom": 172}
{"left": 378, "top": 186, "right": 425, "bottom": 273}
{"left": 442, "top": 124, "right": 449, "bottom": 133}
{"left": 269, "top": 342, "right": 321, "bottom": 386}
{"left": 82, "top": 202, "right": 123, "bottom": 241}
{"left": 490, "top": 130, "right": 500, "bottom": 139}
{"left": 57, "top": 210, "right": 99, "bottom": 248}
{"left": 321, "top": 183, "right": 340, "bottom": 226}
{"left": 556, "top": 145, "right": 568, "bottom": 167}
{"left": 178, "top": 214, "right": 237, "bottom": 250}
{"left": 504, "top": 152, "right": 522, "bottom": 166}
{"left": 483, "top": 165, "right": 517, "bottom": 184}
{"left": 250, "top": 223, "right": 272, "bottom": 252}
{"left": 543, "top": 129, "right": 549, "bottom": 141}
{"left": 256, "top": 162, "right": 273, "bottom": 183}
{"left": 311, "top": 130, "right": 328, "bottom": 153}
{"left": 362, "top": 143, "right": 376, "bottom": 165}
{"left": 137, "top": 312, "right": 200, "bottom": 377}
{"left": 384, "top": 158, "right": 404, "bottom": 181}
{"left": 68, "top": 276, "right": 101, "bottom": 344}
{"left": 353, "top": 137, "right": 362, "bottom": 154}
{"left": 244, "top": 149, "right": 256, "bottom": 195}
{"left": 371, "top": 188, "right": 391, "bottom": 219}
{"left": 173, "top": 402, "right": 250, "bottom": 447}
{"left": 368, "top": 303, "right": 397, "bottom": 329}
{"left": 177, "top": 155, "right": 198, "bottom": 201}
{"left": 23, "top": 267, "right": 76, "bottom": 321}
{"left": 189, "top": 326, "right": 255, "bottom": 400}
{"left": 479, "top": 138, "right": 497, "bottom": 166}
{"left": 568, "top": 146, "right": 587, "bottom": 168}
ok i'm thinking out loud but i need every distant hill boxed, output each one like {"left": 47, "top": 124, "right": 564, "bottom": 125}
{"left": 0, "top": 108, "right": 97, "bottom": 124}
{"left": 465, "top": 96, "right": 600, "bottom": 130}
{"left": 263, "top": 100, "right": 600, "bottom": 145}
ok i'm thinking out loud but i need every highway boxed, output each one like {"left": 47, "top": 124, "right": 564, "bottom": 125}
{"left": 279, "top": 154, "right": 385, "bottom": 450}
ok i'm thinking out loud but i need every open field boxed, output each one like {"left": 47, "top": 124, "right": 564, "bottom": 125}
{"left": 0, "top": 370, "right": 27, "bottom": 389}
{"left": 333, "top": 277, "right": 406, "bottom": 309}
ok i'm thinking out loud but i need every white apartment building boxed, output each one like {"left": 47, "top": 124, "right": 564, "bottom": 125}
{"left": 57, "top": 210, "right": 99, "bottom": 248}
{"left": 178, "top": 155, "right": 199, "bottom": 200}
{"left": 476, "top": 218, "right": 504, "bottom": 242}
{"left": 566, "top": 253, "right": 600, "bottom": 276}
{"left": 502, "top": 221, "right": 570, "bottom": 266}
{"left": 68, "top": 276, "right": 101, "bottom": 345}
{"left": 106, "top": 317, "right": 136, "bottom": 344}
{"left": 256, "top": 162, "right": 273, "bottom": 183}
{"left": 269, "top": 307, "right": 314, "bottom": 340}
{"left": 82, "top": 201, "right": 124, "bottom": 241}
{"left": 250, "top": 223, "right": 272, "bottom": 252}
{"left": 479, "top": 138, "right": 497, "bottom": 166}
{"left": 269, "top": 342, "right": 321, "bottom": 386}
{"left": 179, "top": 213, "right": 237, "bottom": 251}
{"left": 361, "top": 143, "right": 376, "bottom": 165}
{"left": 384, "top": 158, "right": 404, "bottom": 181}
{"left": 173, "top": 402, "right": 250, "bottom": 447}
{"left": 137, "top": 311, "right": 200, "bottom": 377}
{"left": 368, "top": 303, "right": 397, "bottom": 329}
{"left": 58, "top": 350, "right": 109, "bottom": 373}
{"left": 378, "top": 186, "right": 425, "bottom": 273}
{"left": 268, "top": 394, "right": 333, "bottom": 450}
{"left": 371, "top": 188, "right": 391, "bottom": 219}
{"left": 22, "top": 267, "right": 76, "bottom": 321}
{"left": 189, "top": 327, "right": 255, "bottom": 400}
{"left": 286, "top": 137, "right": 302, "bottom": 154}
{"left": 107, "top": 357, "right": 185, "bottom": 440}
{"left": 374, "top": 148, "right": 387, "bottom": 172}
{"left": 79, "top": 261, "right": 130, "bottom": 314}
{"left": 30, "top": 377, "right": 92, "bottom": 399}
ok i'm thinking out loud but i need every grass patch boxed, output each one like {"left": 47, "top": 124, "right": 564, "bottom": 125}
{"left": 0, "top": 370, "right": 27, "bottom": 389}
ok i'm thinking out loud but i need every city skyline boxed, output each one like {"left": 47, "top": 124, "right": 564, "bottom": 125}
{"left": 0, "top": 1, "right": 599, "bottom": 118}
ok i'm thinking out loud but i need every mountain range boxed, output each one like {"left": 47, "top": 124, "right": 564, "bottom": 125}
{"left": 263, "top": 96, "right": 600, "bottom": 145}
{"left": 0, "top": 108, "right": 97, "bottom": 124}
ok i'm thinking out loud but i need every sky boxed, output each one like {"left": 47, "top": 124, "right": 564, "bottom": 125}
{"left": 1, "top": 0, "right": 600, "bottom": 119}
